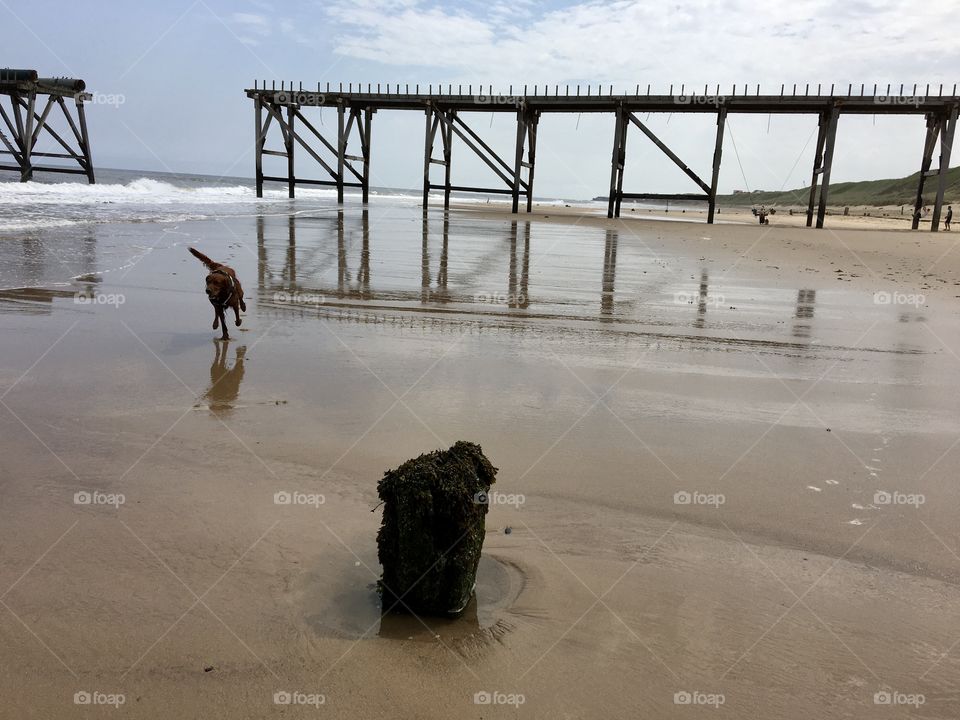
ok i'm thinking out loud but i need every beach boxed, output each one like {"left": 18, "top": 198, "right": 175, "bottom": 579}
{"left": 2, "top": 189, "right": 960, "bottom": 718}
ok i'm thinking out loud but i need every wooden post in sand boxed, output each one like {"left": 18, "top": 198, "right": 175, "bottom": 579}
{"left": 707, "top": 108, "right": 727, "bottom": 224}
{"left": 912, "top": 113, "right": 942, "bottom": 230}
{"left": 930, "top": 106, "right": 957, "bottom": 232}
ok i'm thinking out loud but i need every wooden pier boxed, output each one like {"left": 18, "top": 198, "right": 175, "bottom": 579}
{"left": 0, "top": 69, "right": 95, "bottom": 183}
{"left": 247, "top": 82, "right": 959, "bottom": 230}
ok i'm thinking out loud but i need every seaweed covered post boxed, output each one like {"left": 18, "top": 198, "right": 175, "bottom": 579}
{"left": 377, "top": 441, "right": 498, "bottom": 616}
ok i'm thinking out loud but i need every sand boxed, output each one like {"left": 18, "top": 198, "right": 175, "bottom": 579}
{"left": 2, "top": 203, "right": 960, "bottom": 718}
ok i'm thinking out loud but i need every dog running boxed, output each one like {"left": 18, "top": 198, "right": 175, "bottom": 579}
{"left": 189, "top": 248, "right": 246, "bottom": 340}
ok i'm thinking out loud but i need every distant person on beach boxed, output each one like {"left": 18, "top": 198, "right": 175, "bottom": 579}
{"left": 946, "top": 206, "right": 953, "bottom": 231}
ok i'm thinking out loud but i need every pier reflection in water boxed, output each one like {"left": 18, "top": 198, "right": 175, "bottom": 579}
{"left": 254, "top": 212, "right": 840, "bottom": 341}
{"left": 793, "top": 289, "right": 817, "bottom": 339}
{"left": 257, "top": 211, "right": 537, "bottom": 312}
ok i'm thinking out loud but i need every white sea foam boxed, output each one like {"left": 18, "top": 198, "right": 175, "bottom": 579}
{"left": 0, "top": 176, "right": 567, "bottom": 232}
{"left": 0, "top": 178, "right": 330, "bottom": 206}
{"left": 0, "top": 177, "right": 349, "bottom": 232}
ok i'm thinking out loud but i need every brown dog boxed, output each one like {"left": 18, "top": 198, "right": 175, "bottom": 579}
{"left": 189, "top": 248, "right": 246, "bottom": 340}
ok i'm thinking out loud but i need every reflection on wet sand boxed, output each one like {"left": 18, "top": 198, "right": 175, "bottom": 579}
{"left": 304, "top": 555, "right": 521, "bottom": 648}
{"left": 0, "top": 286, "right": 77, "bottom": 311}
{"left": 246, "top": 212, "right": 919, "bottom": 359}
{"left": 793, "top": 288, "right": 816, "bottom": 338}
{"left": 508, "top": 220, "right": 531, "bottom": 310}
{"left": 694, "top": 269, "right": 709, "bottom": 329}
{"left": 601, "top": 228, "right": 617, "bottom": 317}
{"left": 0, "top": 229, "right": 98, "bottom": 290}
{"left": 201, "top": 341, "right": 246, "bottom": 416}
{"left": 258, "top": 211, "right": 533, "bottom": 310}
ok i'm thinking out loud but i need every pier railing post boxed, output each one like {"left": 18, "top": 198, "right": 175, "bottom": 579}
{"left": 815, "top": 105, "right": 840, "bottom": 228}
{"left": 707, "top": 108, "right": 726, "bottom": 224}
{"left": 912, "top": 113, "right": 941, "bottom": 229}
{"left": 930, "top": 106, "right": 956, "bottom": 231}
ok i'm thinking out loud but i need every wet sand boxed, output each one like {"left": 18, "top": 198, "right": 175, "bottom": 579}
{"left": 2, "top": 202, "right": 960, "bottom": 718}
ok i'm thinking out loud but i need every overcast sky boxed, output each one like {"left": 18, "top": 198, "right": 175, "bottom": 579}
{"left": 4, "top": 0, "right": 958, "bottom": 199}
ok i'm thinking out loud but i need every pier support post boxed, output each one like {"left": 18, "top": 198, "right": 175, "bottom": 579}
{"left": 422, "top": 104, "right": 435, "bottom": 212}
{"left": 442, "top": 110, "right": 454, "bottom": 210}
{"left": 707, "top": 109, "right": 726, "bottom": 224}
{"left": 286, "top": 104, "right": 295, "bottom": 199}
{"left": 607, "top": 106, "right": 625, "bottom": 218}
{"left": 930, "top": 106, "right": 957, "bottom": 231}
{"left": 511, "top": 110, "right": 528, "bottom": 213}
{"left": 815, "top": 105, "right": 839, "bottom": 228}
{"left": 362, "top": 107, "right": 373, "bottom": 204}
{"left": 254, "top": 95, "right": 264, "bottom": 197}
{"left": 75, "top": 97, "right": 95, "bottom": 184}
{"left": 912, "top": 113, "right": 941, "bottom": 229}
{"left": 21, "top": 91, "right": 35, "bottom": 181}
{"left": 806, "top": 112, "right": 828, "bottom": 227}
{"left": 526, "top": 111, "right": 539, "bottom": 212}
{"left": 613, "top": 108, "right": 629, "bottom": 218}
{"left": 337, "top": 103, "right": 345, "bottom": 204}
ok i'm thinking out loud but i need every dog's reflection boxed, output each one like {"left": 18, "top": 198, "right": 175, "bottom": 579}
{"left": 203, "top": 340, "right": 246, "bottom": 416}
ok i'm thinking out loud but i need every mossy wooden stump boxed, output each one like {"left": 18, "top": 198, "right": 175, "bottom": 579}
{"left": 377, "top": 441, "right": 498, "bottom": 617}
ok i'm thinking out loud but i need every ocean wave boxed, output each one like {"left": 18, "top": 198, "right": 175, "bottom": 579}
{"left": 0, "top": 177, "right": 334, "bottom": 206}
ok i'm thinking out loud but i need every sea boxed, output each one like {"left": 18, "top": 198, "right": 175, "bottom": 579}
{"left": 0, "top": 167, "right": 599, "bottom": 235}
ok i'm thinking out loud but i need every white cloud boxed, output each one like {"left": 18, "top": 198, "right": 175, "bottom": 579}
{"left": 322, "top": 0, "right": 960, "bottom": 88}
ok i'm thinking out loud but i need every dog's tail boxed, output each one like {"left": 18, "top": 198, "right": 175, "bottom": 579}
{"left": 188, "top": 247, "right": 219, "bottom": 270}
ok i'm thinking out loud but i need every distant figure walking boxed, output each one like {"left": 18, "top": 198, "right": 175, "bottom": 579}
{"left": 946, "top": 206, "right": 953, "bottom": 231}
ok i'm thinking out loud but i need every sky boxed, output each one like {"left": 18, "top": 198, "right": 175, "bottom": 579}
{"left": 3, "top": 0, "right": 958, "bottom": 200}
